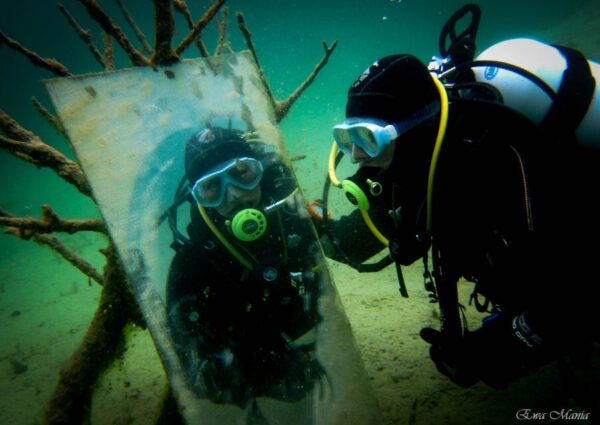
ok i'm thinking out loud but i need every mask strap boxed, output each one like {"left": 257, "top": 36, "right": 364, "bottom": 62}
{"left": 393, "top": 101, "right": 441, "bottom": 137}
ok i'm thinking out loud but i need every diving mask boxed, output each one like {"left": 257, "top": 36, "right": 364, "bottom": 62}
{"left": 332, "top": 101, "right": 440, "bottom": 158}
{"left": 190, "top": 157, "right": 263, "bottom": 207}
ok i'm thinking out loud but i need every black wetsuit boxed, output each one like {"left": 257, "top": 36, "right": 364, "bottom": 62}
{"left": 324, "top": 96, "right": 598, "bottom": 380}
{"left": 166, "top": 162, "right": 324, "bottom": 406}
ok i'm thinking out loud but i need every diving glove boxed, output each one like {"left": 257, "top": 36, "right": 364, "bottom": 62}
{"left": 420, "top": 312, "right": 551, "bottom": 389}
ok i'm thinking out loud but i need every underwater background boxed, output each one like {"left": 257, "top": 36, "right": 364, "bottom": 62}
{"left": 1, "top": 0, "right": 598, "bottom": 424}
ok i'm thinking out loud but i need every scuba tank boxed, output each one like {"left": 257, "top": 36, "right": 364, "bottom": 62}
{"left": 427, "top": 3, "right": 599, "bottom": 344}
{"left": 431, "top": 4, "right": 598, "bottom": 149}
{"left": 471, "top": 38, "right": 600, "bottom": 150}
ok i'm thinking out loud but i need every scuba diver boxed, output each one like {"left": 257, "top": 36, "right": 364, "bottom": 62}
{"left": 165, "top": 123, "right": 325, "bottom": 423}
{"left": 315, "top": 4, "right": 599, "bottom": 392}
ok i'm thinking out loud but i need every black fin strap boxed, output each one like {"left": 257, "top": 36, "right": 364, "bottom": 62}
{"left": 540, "top": 45, "right": 596, "bottom": 146}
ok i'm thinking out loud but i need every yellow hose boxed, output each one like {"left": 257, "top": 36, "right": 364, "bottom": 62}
{"left": 360, "top": 209, "right": 389, "bottom": 246}
{"left": 328, "top": 141, "right": 342, "bottom": 187}
{"left": 329, "top": 74, "right": 449, "bottom": 248}
{"left": 426, "top": 73, "right": 450, "bottom": 238}
{"left": 197, "top": 204, "right": 253, "bottom": 270}
{"left": 329, "top": 141, "right": 389, "bottom": 246}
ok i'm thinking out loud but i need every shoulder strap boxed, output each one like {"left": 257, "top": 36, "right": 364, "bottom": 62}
{"left": 540, "top": 45, "right": 596, "bottom": 146}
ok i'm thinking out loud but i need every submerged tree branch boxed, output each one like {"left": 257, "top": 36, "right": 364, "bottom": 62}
{"left": 275, "top": 40, "right": 338, "bottom": 122}
{"left": 31, "top": 97, "right": 67, "bottom": 137}
{"left": 58, "top": 3, "right": 105, "bottom": 68}
{"left": 152, "top": 0, "right": 177, "bottom": 64}
{"left": 34, "top": 233, "right": 105, "bottom": 285}
{"left": 0, "top": 207, "right": 104, "bottom": 285}
{"left": 0, "top": 110, "right": 91, "bottom": 197}
{"left": 214, "top": 8, "right": 230, "bottom": 56}
{"left": 0, "top": 31, "right": 71, "bottom": 77}
{"left": 172, "top": 0, "right": 194, "bottom": 29}
{"left": 44, "top": 243, "right": 143, "bottom": 425}
{"left": 236, "top": 12, "right": 278, "bottom": 113}
{"left": 77, "top": 0, "right": 151, "bottom": 67}
{"left": 115, "top": 0, "right": 153, "bottom": 55}
{"left": 173, "top": 0, "right": 211, "bottom": 57}
{"left": 1, "top": 108, "right": 37, "bottom": 142}
{"left": 0, "top": 205, "right": 106, "bottom": 237}
{"left": 103, "top": 32, "right": 115, "bottom": 71}
{"left": 174, "top": 0, "right": 227, "bottom": 56}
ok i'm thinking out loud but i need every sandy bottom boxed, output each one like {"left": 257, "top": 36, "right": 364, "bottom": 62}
{"left": 1, "top": 230, "right": 597, "bottom": 425}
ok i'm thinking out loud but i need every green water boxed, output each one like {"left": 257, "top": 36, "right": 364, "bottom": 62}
{"left": 1, "top": 1, "right": 597, "bottom": 424}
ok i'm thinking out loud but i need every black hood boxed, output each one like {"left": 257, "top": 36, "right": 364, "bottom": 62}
{"left": 346, "top": 54, "right": 439, "bottom": 123}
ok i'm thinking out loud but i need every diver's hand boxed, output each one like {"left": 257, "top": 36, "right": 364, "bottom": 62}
{"left": 421, "top": 313, "right": 549, "bottom": 389}
{"left": 307, "top": 199, "right": 338, "bottom": 258}
{"left": 307, "top": 199, "right": 330, "bottom": 225}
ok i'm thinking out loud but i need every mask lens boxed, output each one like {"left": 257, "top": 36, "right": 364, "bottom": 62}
{"left": 226, "top": 158, "right": 262, "bottom": 188}
{"left": 190, "top": 157, "right": 263, "bottom": 207}
{"left": 191, "top": 175, "right": 224, "bottom": 207}
{"left": 191, "top": 174, "right": 224, "bottom": 207}
{"left": 353, "top": 126, "right": 379, "bottom": 155}
{"left": 333, "top": 121, "right": 388, "bottom": 158}
{"left": 198, "top": 178, "right": 222, "bottom": 203}
{"left": 333, "top": 127, "right": 354, "bottom": 155}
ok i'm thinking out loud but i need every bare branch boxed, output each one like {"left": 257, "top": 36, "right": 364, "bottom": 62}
{"left": 76, "top": 0, "right": 151, "bottom": 67}
{"left": 235, "top": 17, "right": 338, "bottom": 122}
{"left": 275, "top": 40, "right": 338, "bottom": 122}
{"left": 0, "top": 109, "right": 37, "bottom": 142}
{"left": 0, "top": 207, "right": 104, "bottom": 285}
{"left": 44, "top": 243, "right": 142, "bottom": 424}
{"left": 114, "top": 0, "right": 153, "bottom": 55}
{"left": 236, "top": 12, "right": 277, "bottom": 113}
{"left": 151, "top": 0, "right": 177, "bottom": 64}
{"left": 174, "top": 0, "right": 227, "bottom": 57}
{"left": 31, "top": 97, "right": 67, "bottom": 137}
{"left": 0, "top": 110, "right": 92, "bottom": 197}
{"left": 193, "top": 35, "right": 211, "bottom": 60}
{"left": 0, "top": 31, "right": 71, "bottom": 77}
{"left": 172, "top": 0, "right": 193, "bottom": 27}
{"left": 58, "top": 3, "right": 105, "bottom": 68}
{"left": 0, "top": 205, "right": 106, "bottom": 237}
{"left": 35, "top": 233, "right": 104, "bottom": 285}
{"left": 0, "top": 135, "right": 88, "bottom": 195}
{"left": 173, "top": 0, "right": 211, "bottom": 58}
{"left": 103, "top": 32, "right": 115, "bottom": 71}
{"left": 214, "top": 8, "right": 229, "bottom": 56}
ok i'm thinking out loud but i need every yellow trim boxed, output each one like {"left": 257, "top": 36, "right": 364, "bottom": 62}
{"left": 197, "top": 204, "right": 254, "bottom": 270}
{"left": 426, "top": 73, "right": 450, "bottom": 238}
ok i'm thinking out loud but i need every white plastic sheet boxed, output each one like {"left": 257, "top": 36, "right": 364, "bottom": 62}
{"left": 46, "top": 52, "right": 381, "bottom": 425}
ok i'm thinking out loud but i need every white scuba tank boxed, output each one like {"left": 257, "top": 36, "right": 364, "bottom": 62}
{"left": 471, "top": 38, "right": 600, "bottom": 150}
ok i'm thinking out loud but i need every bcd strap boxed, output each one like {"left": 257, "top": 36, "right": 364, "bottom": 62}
{"left": 540, "top": 45, "right": 596, "bottom": 146}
